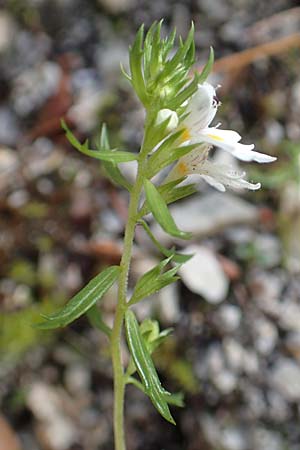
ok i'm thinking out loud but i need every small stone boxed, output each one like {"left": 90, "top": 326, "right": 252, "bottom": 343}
{"left": 0, "top": 12, "right": 16, "bottom": 52}
{"left": 223, "top": 338, "right": 245, "bottom": 372}
{"left": 215, "top": 304, "right": 242, "bottom": 332}
{"left": 0, "top": 147, "right": 19, "bottom": 190}
{"left": 64, "top": 364, "right": 90, "bottom": 394}
{"left": 97, "top": 0, "right": 136, "bottom": 14}
{"left": 253, "top": 317, "right": 278, "bottom": 355}
{"left": 0, "top": 110, "right": 20, "bottom": 146}
{"left": 222, "top": 427, "right": 247, "bottom": 450}
{"left": 254, "top": 234, "right": 282, "bottom": 268}
{"left": 179, "top": 245, "right": 229, "bottom": 304}
{"left": 271, "top": 358, "right": 300, "bottom": 401}
{"left": 157, "top": 282, "right": 180, "bottom": 324}
{"left": 252, "top": 427, "right": 284, "bottom": 450}
{"left": 153, "top": 192, "right": 259, "bottom": 243}
{"left": 12, "top": 62, "right": 62, "bottom": 116}
{"left": 266, "top": 390, "right": 289, "bottom": 422}
{"left": 213, "top": 370, "right": 237, "bottom": 394}
{"left": 279, "top": 301, "right": 300, "bottom": 332}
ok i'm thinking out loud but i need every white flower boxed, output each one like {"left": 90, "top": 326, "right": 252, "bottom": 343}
{"left": 156, "top": 108, "right": 179, "bottom": 132}
{"left": 168, "top": 146, "right": 261, "bottom": 192}
{"left": 166, "top": 82, "right": 276, "bottom": 191}
{"left": 181, "top": 82, "right": 277, "bottom": 163}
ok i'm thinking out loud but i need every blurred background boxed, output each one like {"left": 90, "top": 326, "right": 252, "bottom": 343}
{"left": 1, "top": 0, "right": 300, "bottom": 449}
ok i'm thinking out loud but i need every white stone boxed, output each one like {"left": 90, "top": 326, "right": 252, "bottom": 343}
{"left": 153, "top": 192, "right": 259, "bottom": 243}
{"left": 254, "top": 317, "right": 278, "bottom": 355}
{"left": 215, "top": 304, "right": 242, "bottom": 332}
{"left": 271, "top": 358, "right": 300, "bottom": 401}
{"left": 179, "top": 245, "right": 229, "bottom": 304}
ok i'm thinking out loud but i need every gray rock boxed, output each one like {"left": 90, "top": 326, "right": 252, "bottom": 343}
{"left": 254, "top": 234, "right": 282, "bottom": 268}
{"left": 215, "top": 304, "right": 242, "bottom": 332}
{"left": 251, "top": 427, "right": 284, "bottom": 450}
{"left": 0, "top": 11, "right": 16, "bottom": 53}
{"left": 253, "top": 317, "right": 278, "bottom": 355}
{"left": 0, "top": 109, "right": 20, "bottom": 146}
{"left": 178, "top": 245, "right": 229, "bottom": 304}
{"left": 213, "top": 369, "right": 237, "bottom": 394}
{"left": 153, "top": 192, "right": 259, "bottom": 243}
{"left": 222, "top": 427, "right": 248, "bottom": 450}
{"left": 223, "top": 338, "right": 245, "bottom": 372}
{"left": 12, "top": 62, "right": 61, "bottom": 116}
{"left": 271, "top": 358, "right": 300, "bottom": 401}
{"left": 279, "top": 301, "right": 300, "bottom": 332}
{"left": 97, "top": 0, "right": 137, "bottom": 14}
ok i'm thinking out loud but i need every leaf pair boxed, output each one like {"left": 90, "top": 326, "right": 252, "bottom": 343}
{"left": 35, "top": 266, "right": 120, "bottom": 329}
{"left": 61, "top": 120, "right": 137, "bottom": 165}
{"left": 144, "top": 179, "right": 192, "bottom": 240}
{"left": 129, "top": 256, "right": 180, "bottom": 306}
{"left": 125, "top": 310, "right": 176, "bottom": 424}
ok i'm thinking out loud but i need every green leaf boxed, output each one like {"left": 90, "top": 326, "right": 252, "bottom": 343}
{"left": 143, "top": 180, "right": 192, "bottom": 240}
{"left": 198, "top": 46, "right": 214, "bottom": 83}
{"left": 139, "top": 219, "right": 193, "bottom": 263}
{"left": 125, "top": 310, "right": 175, "bottom": 424}
{"left": 129, "top": 25, "right": 148, "bottom": 105}
{"left": 140, "top": 319, "right": 173, "bottom": 353}
{"left": 158, "top": 180, "right": 197, "bottom": 206}
{"left": 168, "top": 72, "right": 199, "bottom": 110}
{"left": 129, "top": 257, "right": 180, "bottom": 305}
{"left": 161, "top": 24, "right": 195, "bottom": 78}
{"left": 97, "top": 124, "right": 132, "bottom": 191}
{"left": 61, "top": 120, "right": 137, "bottom": 164}
{"left": 35, "top": 266, "right": 120, "bottom": 329}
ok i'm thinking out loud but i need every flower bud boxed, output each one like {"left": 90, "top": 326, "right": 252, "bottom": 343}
{"left": 155, "top": 108, "right": 179, "bottom": 132}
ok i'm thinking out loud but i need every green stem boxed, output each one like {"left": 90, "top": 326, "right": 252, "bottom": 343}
{"left": 111, "top": 118, "right": 152, "bottom": 450}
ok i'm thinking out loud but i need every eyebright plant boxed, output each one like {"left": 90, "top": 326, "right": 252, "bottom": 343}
{"left": 36, "top": 21, "right": 276, "bottom": 450}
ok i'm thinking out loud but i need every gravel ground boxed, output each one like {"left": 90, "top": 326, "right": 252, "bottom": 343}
{"left": 1, "top": 1, "right": 300, "bottom": 449}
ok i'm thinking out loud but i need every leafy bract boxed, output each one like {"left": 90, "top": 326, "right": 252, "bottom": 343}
{"left": 139, "top": 220, "right": 193, "bottom": 263}
{"left": 35, "top": 266, "right": 120, "bottom": 329}
{"left": 143, "top": 180, "right": 192, "bottom": 240}
{"left": 125, "top": 310, "right": 175, "bottom": 424}
{"left": 129, "top": 256, "right": 180, "bottom": 305}
{"left": 198, "top": 46, "right": 214, "bottom": 83}
{"left": 61, "top": 120, "right": 137, "bottom": 164}
{"left": 97, "top": 124, "right": 132, "bottom": 191}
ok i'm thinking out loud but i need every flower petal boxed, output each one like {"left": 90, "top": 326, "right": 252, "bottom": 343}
{"left": 186, "top": 83, "right": 219, "bottom": 129}
{"left": 200, "top": 174, "right": 226, "bottom": 192}
{"left": 231, "top": 144, "right": 277, "bottom": 163}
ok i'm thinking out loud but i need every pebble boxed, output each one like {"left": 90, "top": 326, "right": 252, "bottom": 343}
{"left": 27, "top": 382, "right": 78, "bottom": 450}
{"left": 253, "top": 317, "right": 278, "bottom": 355}
{"left": 157, "top": 282, "right": 180, "bottom": 324}
{"left": 179, "top": 245, "right": 229, "bottom": 304}
{"left": 12, "top": 62, "right": 61, "bottom": 116}
{"left": 222, "top": 427, "right": 247, "bottom": 450}
{"left": 0, "top": 12, "right": 16, "bottom": 53}
{"left": 0, "top": 108, "right": 20, "bottom": 147}
{"left": 252, "top": 427, "right": 284, "bottom": 450}
{"left": 97, "top": 0, "right": 137, "bottom": 14}
{"left": 279, "top": 301, "right": 300, "bottom": 333}
{"left": 153, "top": 192, "right": 259, "bottom": 243}
{"left": 212, "top": 370, "right": 237, "bottom": 394}
{"left": 64, "top": 364, "right": 91, "bottom": 394}
{"left": 223, "top": 338, "right": 245, "bottom": 372}
{"left": 254, "top": 234, "right": 282, "bottom": 268}
{"left": 271, "top": 358, "right": 300, "bottom": 401}
{"left": 214, "top": 304, "right": 242, "bottom": 332}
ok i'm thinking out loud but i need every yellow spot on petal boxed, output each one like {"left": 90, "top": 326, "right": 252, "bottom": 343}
{"left": 207, "top": 134, "right": 224, "bottom": 141}
{"left": 178, "top": 162, "right": 188, "bottom": 175}
{"left": 180, "top": 128, "right": 191, "bottom": 143}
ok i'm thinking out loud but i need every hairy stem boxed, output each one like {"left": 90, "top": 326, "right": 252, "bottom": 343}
{"left": 111, "top": 118, "right": 152, "bottom": 450}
